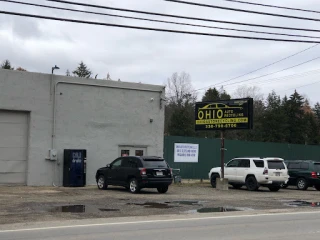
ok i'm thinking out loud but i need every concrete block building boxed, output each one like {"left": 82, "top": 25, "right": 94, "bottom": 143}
{"left": 0, "top": 69, "right": 165, "bottom": 186}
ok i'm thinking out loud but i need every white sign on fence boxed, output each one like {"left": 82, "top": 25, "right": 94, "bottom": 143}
{"left": 174, "top": 143, "right": 199, "bottom": 163}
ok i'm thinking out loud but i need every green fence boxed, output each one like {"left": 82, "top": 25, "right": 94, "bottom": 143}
{"left": 163, "top": 136, "right": 320, "bottom": 179}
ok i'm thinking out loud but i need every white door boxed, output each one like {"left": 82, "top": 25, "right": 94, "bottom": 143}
{"left": 0, "top": 111, "right": 28, "bottom": 185}
{"left": 236, "top": 159, "right": 250, "bottom": 183}
{"left": 119, "top": 147, "right": 147, "bottom": 157}
{"left": 224, "top": 159, "right": 239, "bottom": 181}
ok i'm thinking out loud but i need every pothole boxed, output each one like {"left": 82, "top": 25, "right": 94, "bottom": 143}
{"left": 185, "top": 207, "right": 253, "bottom": 214}
{"left": 283, "top": 200, "right": 320, "bottom": 207}
{"left": 48, "top": 205, "right": 119, "bottom": 213}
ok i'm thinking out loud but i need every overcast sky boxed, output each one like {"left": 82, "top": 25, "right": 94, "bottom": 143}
{"left": 1, "top": 0, "right": 320, "bottom": 104}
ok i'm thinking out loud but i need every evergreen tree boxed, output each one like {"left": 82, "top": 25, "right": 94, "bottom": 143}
{"left": 284, "top": 90, "right": 305, "bottom": 144}
{"left": 1, "top": 60, "right": 14, "bottom": 70}
{"left": 313, "top": 102, "right": 320, "bottom": 120}
{"left": 304, "top": 112, "right": 320, "bottom": 145}
{"left": 261, "top": 91, "right": 288, "bottom": 142}
{"left": 202, "top": 88, "right": 220, "bottom": 102}
{"left": 72, "top": 61, "right": 92, "bottom": 78}
{"left": 168, "top": 101, "right": 195, "bottom": 136}
{"left": 219, "top": 86, "right": 231, "bottom": 100}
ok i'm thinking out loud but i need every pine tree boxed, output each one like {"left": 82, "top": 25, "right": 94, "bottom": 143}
{"left": 261, "top": 91, "right": 287, "bottom": 142}
{"left": 219, "top": 86, "right": 231, "bottom": 100}
{"left": 72, "top": 61, "right": 92, "bottom": 78}
{"left": 284, "top": 90, "right": 305, "bottom": 144}
{"left": 313, "top": 102, "right": 320, "bottom": 120}
{"left": 1, "top": 60, "right": 14, "bottom": 70}
{"left": 202, "top": 88, "right": 220, "bottom": 102}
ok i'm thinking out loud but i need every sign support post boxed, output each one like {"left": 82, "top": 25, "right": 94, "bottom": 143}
{"left": 220, "top": 130, "right": 225, "bottom": 179}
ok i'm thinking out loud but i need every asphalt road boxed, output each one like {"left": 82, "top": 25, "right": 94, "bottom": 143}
{"left": 1, "top": 211, "right": 320, "bottom": 240}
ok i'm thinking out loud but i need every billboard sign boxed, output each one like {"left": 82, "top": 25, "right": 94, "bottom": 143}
{"left": 195, "top": 98, "right": 253, "bottom": 131}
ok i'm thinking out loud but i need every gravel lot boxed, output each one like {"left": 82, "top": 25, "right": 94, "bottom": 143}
{"left": 0, "top": 183, "right": 319, "bottom": 225}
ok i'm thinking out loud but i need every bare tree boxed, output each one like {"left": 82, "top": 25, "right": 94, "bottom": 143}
{"left": 166, "top": 71, "right": 197, "bottom": 106}
{"left": 232, "top": 85, "right": 263, "bottom": 101}
{"left": 164, "top": 72, "right": 197, "bottom": 136}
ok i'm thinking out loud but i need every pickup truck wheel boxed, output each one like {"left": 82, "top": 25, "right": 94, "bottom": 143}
{"left": 97, "top": 175, "right": 107, "bottom": 190}
{"left": 245, "top": 176, "right": 259, "bottom": 191}
{"left": 129, "top": 178, "right": 140, "bottom": 194}
{"left": 268, "top": 186, "right": 281, "bottom": 192}
{"left": 157, "top": 186, "right": 169, "bottom": 194}
{"left": 231, "top": 184, "right": 243, "bottom": 189}
{"left": 314, "top": 185, "right": 320, "bottom": 191}
{"left": 210, "top": 174, "right": 219, "bottom": 188}
{"left": 296, "top": 178, "right": 308, "bottom": 190}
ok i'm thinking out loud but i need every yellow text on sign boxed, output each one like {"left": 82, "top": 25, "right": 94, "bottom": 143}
{"left": 195, "top": 118, "right": 248, "bottom": 125}
{"left": 198, "top": 109, "right": 224, "bottom": 120}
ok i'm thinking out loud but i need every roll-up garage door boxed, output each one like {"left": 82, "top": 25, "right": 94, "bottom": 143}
{"left": 0, "top": 111, "right": 28, "bottom": 184}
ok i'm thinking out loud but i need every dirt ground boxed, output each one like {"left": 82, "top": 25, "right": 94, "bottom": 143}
{"left": 0, "top": 183, "right": 319, "bottom": 225}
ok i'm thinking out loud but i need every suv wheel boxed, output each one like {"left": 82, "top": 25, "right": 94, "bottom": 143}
{"left": 97, "top": 175, "right": 107, "bottom": 190}
{"left": 210, "top": 174, "right": 219, "bottom": 188}
{"left": 129, "top": 178, "right": 140, "bottom": 194}
{"left": 245, "top": 176, "right": 259, "bottom": 191}
{"left": 314, "top": 185, "right": 320, "bottom": 191}
{"left": 157, "top": 186, "right": 169, "bottom": 194}
{"left": 268, "top": 186, "right": 281, "bottom": 192}
{"left": 296, "top": 178, "right": 308, "bottom": 190}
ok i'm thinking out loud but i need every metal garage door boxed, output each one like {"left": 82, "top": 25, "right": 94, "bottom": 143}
{"left": 0, "top": 111, "right": 28, "bottom": 185}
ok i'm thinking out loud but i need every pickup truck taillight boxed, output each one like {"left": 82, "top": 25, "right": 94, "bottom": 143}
{"left": 311, "top": 172, "right": 317, "bottom": 179}
{"left": 140, "top": 168, "right": 147, "bottom": 176}
{"left": 263, "top": 168, "right": 268, "bottom": 175}
{"left": 169, "top": 168, "right": 173, "bottom": 175}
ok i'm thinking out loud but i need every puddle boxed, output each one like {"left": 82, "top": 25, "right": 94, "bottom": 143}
{"left": 127, "top": 202, "right": 174, "bottom": 209}
{"left": 284, "top": 201, "right": 320, "bottom": 207}
{"left": 99, "top": 208, "right": 120, "bottom": 212}
{"left": 185, "top": 207, "right": 253, "bottom": 214}
{"left": 165, "top": 201, "right": 203, "bottom": 206}
{"left": 198, "top": 207, "right": 241, "bottom": 213}
{"left": 49, "top": 205, "right": 119, "bottom": 213}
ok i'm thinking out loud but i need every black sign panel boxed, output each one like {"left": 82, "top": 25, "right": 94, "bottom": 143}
{"left": 195, "top": 98, "right": 253, "bottom": 131}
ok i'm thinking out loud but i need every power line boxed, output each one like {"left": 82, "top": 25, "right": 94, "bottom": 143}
{"left": 196, "top": 43, "right": 319, "bottom": 91}
{"left": 44, "top": 0, "right": 320, "bottom": 33}
{"left": 224, "top": 68, "right": 320, "bottom": 91}
{"left": 279, "top": 80, "right": 320, "bottom": 93}
{"left": 2, "top": 0, "right": 320, "bottom": 39}
{"left": 2, "top": 10, "right": 320, "bottom": 43}
{"left": 197, "top": 56, "right": 320, "bottom": 92}
{"left": 165, "top": 0, "right": 320, "bottom": 22}
{"left": 215, "top": 56, "right": 320, "bottom": 88}
{"left": 223, "top": 0, "right": 320, "bottom": 14}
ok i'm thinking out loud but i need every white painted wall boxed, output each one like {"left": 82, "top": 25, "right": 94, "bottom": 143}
{"left": 0, "top": 69, "right": 165, "bottom": 186}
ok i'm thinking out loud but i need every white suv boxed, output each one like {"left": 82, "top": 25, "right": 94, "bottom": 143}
{"left": 208, "top": 157, "right": 289, "bottom": 191}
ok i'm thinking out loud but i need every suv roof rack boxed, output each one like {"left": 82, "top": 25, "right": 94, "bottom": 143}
{"left": 140, "top": 156, "right": 163, "bottom": 160}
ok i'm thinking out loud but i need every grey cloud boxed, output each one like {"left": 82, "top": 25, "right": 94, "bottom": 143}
{"left": 1, "top": 0, "right": 320, "bottom": 102}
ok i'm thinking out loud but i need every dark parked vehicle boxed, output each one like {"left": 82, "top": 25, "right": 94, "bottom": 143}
{"left": 95, "top": 156, "right": 173, "bottom": 193}
{"left": 282, "top": 160, "right": 320, "bottom": 190}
